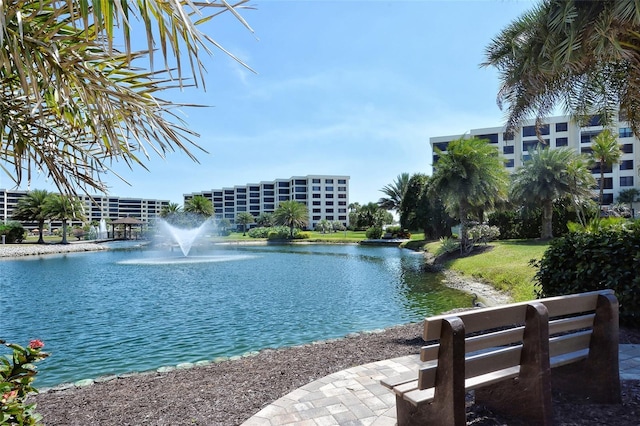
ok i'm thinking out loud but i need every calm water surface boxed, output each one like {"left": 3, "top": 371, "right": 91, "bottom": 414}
{"left": 1, "top": 243, "right": 469, "bottom": 387}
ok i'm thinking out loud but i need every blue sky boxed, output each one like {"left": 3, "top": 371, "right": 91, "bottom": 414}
{"left": 5, "top": 0, "right": 537, "bottom": 205}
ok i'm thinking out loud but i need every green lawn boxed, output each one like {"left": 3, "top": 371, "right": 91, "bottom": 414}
{"left": 426, "top": 240, "right": 550, "bottom": 301}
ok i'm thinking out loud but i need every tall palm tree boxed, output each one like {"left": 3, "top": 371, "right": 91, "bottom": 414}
{"left": 510, "top": 147, "right": 595, "bottom": 240}
{"left": 591, "top": 129, "right": 623, "bottom": 206}
{"left": 236, "top": 212, "right": 255, "bottom": 236}
{"left": 378, "top": 173, "right": 410, "bottom": 214}
{"left": 11, "top": 189, "right": 50, "bottom": 244}
{"left": 184, "top": 195, "right": 214, "bottom": 219}
{"left": 1, "top": 1, "right": 253, "bottom": 195}
{"left": 430, "top": 137, "right": 509, "bottom": 252}
{"left": 483, "top": 1, "right": 640, "bottom": 136}
{"left": 273, "top": 200, "right": 309, "bottom": 238}
{"left": 43, "top": 194, "right": 85, "bottom": 244}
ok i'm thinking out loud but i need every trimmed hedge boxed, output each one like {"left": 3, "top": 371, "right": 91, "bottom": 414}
{"left": 534, "top": 228, "right": 640, "bottom": 326}
{"left": 0, "top": 222, "right": 25, "bottom": 243}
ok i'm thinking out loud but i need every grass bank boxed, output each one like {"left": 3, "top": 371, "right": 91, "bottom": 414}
{"left": 426, "top": 240, "right": 550, "bottom": 301}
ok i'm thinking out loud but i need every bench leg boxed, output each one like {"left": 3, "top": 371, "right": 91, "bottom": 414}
{"left": 396, "top": 317, "right": 466, "bottom": 426}
{"left": 553, "top": 292, "right": 621, "bottom": 404}
{"left": 475, "top": 303, "right": 553, "bottom": 426}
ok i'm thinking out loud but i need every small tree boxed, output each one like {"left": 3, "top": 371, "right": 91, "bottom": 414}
{"left": 11, "top": 189, "right": 50, "bottom": 244}
{"left": 236, "top": 212, "right": 255, "bottom": 236}
{"left": 591, "top": 129, "right": 622, "bottom": 206}
{"left": 274, "top": 200, "right": 309, "bottom": 238}
{"left": 43, "top": 195, "right": 85, "bottom": 244}
{"left": 256, "top": 212, "right": 275, "bottom": 227}
{"left": 617, "top": 188, "right": 640, "bottom": 217}
{"left": 315, "top": 219, "right": 332, "bottom": 234}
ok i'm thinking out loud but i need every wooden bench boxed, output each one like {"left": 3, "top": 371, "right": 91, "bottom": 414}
{"left": 381, "top": 289, "right": 621, "bottom": 426}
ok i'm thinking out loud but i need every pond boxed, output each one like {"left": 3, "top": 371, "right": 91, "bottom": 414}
{"left": 1, "top": 243, "right": 470, "bottom": 387}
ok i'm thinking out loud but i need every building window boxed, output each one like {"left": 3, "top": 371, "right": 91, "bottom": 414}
{"left": 263, "top": 190, "right": 274, "bottom": 196}
{"left": 619, "top": 127, "right": 633, "bottom": 138}
{"left": 523, "top": 124, "right": 549, "bottom": 137}
{"left": 477, "top": 133, "right": 499, "bottom": 143}
{"left": 295, "top": 186, "right": 307, "bottom": 192}
{"left": 555, "top": 137, "right": 568, "bottom": 147}
{"left": 236, "top": 188, "right": 246, "bottom": 193}
{"left": 338, "top": 186, "right": 346, "bottom": 191}
{"left": 312, "top": 186, "right": 321, "bottom": 191}
{"left": 433, "top": 141, "right": 449, "bottom": 151}
{"left": 313, "top": 208, "right": 321, "bottom": 213}
{"left": 602, "top": 193, "right": 614, "bottom": 204}
{"left": 278, "top": 182, "right": 289, "bottom": 187}
{"left": 620, "top": 160, "right": 634, "bottom": 170}
{"left": 312, "top": 194, "right": 321, "bottom": 199}
{"left": 623, "top": 144, "right": 633, "bottom": 153}
{"left": 326, "top": 216, "right": 334, "bottom": 220}
{"left": 338, "top": 179, "right": 346, "bottom": 184}
{"left": 338, "top": 194, "right": 346, "bottom": 199}
{"left": 503, "top": 131, "right": 514, "bottom": 141}
{"left": 503, "top": 145, "right": 514, "bottom": 155}
{"left": 505, "top": 159, "right": 515, "bottom": 168}
{"left": 294, "top": 179, "right": 306, "bottom": 185}
{"left": 326, "top": 208, "right": 334, "bottom": 213}
{"left": 620, "top": 176, "right": 634, "bottom": 187}
{"left": 338, "top": 201, "right": 346, "bottom": 206}
{"left": 587, "top": 115, "right": 602, "bottom": 127}
{"left": 325, "top": 186, "right": 334, "bottom": 191}
{"left": 556, "top": 122, "right": 568, "bottom": 132}
{"left": 278, "top": 196, "right": 289, "bottom": 201}
{"left": 326, "top": 201, "right": 334, "bottom": 206}
{"left": 295, "top": 194, "right": 306, "bottom": 200}
{"left": 313, "top": 215, "right": 321, "bottom": 221}
{"left": 523, "top": 141, "right": 539, "bottom": 152}
{"left": 278, "top": 188, "right": 289, "bottom": 194}
{"left": 581, "top": 147, "right": 593, "bottom": 154}
{"left": 326, "top": 194, "right": 333, "bottom": 198}
{"left": 312, "top": 201, "right": 321, "bottom": 206}
{"left": 264, "top": 197, "right": 274, "bottom": 203}
{"left": 597, "top": 177, "right": 614, "bottom": 189}
{"left": 325, "top": 179, "right": 334, "bottom": 184}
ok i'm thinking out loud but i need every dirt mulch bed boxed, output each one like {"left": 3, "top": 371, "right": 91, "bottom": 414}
{"left": 32, "top": 323, "right": 640, "bottom": 425}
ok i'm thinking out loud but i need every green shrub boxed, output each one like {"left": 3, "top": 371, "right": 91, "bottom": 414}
{"left": 247, "top": 226, "right": 271, "bottom": 238}
{"left": 267, "top": 226, "right": 292, "bottom": 240}
{"left": 534, "top": 228, "right": 640, "bottom": 326}
{"left": 0, "top": 222, "right": 26, "bottom": 243}
{"left": 365, "top": 226, "right": 383, "bottom": 239}
{"left": 435, "top": 236, "right": 459, "bottom": 256}
{"left": 293, "top": 231, "right": 311, "bottom": 239}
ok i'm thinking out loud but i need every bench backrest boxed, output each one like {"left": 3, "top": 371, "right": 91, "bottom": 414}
{"left": 418, "top": 289, "right": 617, "bottom": 390}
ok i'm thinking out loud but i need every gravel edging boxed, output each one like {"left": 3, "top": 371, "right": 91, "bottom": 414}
{"left": 0, "top": 242, "right": 107, "bottom": 258}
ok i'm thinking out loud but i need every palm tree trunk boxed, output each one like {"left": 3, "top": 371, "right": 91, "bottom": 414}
{"left": 599, "top": 168, "right": 605, "bottom": 207}
{"left": 541, "top": 201, "right": 554, "bottom": 240}
{"left": 61, "top": 220, "right": 68, "bottom": 244}
{"left": 459, "top": 200, "right": 470, "bottom": 253}
{"left": 37, "top": 220, "right": 45, "bottom": 244}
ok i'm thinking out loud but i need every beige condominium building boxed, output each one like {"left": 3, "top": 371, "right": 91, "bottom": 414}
{"left": 185, "top": 174, "right": 350, "bottom": 230}
{"left": 0, "top": 190, "right": 169, "bottom": 229}
{"left": 431, "top": 115, "right": 639, "bottom": 206}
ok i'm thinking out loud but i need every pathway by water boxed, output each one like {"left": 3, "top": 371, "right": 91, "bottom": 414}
{"left": 1, "top": 244, "right": 470, "bottom": 387}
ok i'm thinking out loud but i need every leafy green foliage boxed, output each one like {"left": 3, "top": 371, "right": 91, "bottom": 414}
{"left": 365, "top": 226, "right": 383, "bottom": 239}
{"left": 1, "top": 339, "right": 49, "bottom": 425}
{"left": 0, "top": 222, "right": 25, "bottom": 243}
{"left": 535, "top": 227, "right": 640, "bottom": 326}
{"left": 267, "top": 226, "right": 297, "bottom": 240}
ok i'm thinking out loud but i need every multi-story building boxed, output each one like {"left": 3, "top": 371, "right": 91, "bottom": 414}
{"left": 0, "top": 189, "right": 169, "bottom": 229}
{"left": 185, "top": 174, "right": 350, "bottom": 230}
{"left": 431, "top": 115, "right": 639, "bottom": 205}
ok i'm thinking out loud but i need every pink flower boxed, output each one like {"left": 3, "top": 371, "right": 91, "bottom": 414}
{"left": 1, "top": 390, "right": 18, "bottom": 403}
{"left": 28, "top": 339, "right": 44, "bottom": 350}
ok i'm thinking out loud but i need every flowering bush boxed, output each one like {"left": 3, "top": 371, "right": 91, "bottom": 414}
{"left": 1, "top": 339, "right": 49, "bottom": 425}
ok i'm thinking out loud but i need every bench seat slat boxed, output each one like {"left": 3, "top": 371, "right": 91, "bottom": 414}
{"left": 550, "top": 348, "right": 589, "bottom": 368}
{"left": 380, "top": 371, "right": 420, "bottom": 389}
{"left": 549, "top": 314, "right": 595, "bottom": 336}
{"left": 549, "top": 330, "right": 592, "bottom": 357}
{"left": 406, "top": 366, "right": 522, "bottom": 407}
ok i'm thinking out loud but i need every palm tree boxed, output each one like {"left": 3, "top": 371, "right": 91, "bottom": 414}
{"left": 256, "top": 212, "right": 275, "bottom": 227}
{"left": 1, "top": 2, "right": 253, "bottom": 195}
{"left": 184, "top": 196, "right": 213, "bottom": 219}
{"left": 430, "top": 137, "right": 509, "bottom": 252}
{"left": 43, "top": 195, "right": 85, "bottom": 244}
{"left": 510, "top": 147, "right": 595, "bottom": 240}
{"left": 273, "top": 200, "right": 309, "bottom": 238}
{"left": 378, "top": 173, "right": 410, "bottom": 214}
{"left": 591, "top": 129, "right": 623, "bottom": 206}
{"left": 483, "top": 1, "right": 640, "bottom": 136}
{"left": 315, "top": 219, "right": 332, "bottom": 234}
{"left": 236, "top": 212, "right": 255, "bottom": 236}
{"left": 11, "top": 190, "right": 50, "bottom": 244}
{"left": 159, "top": 203, "right": 183, "bottom": 225}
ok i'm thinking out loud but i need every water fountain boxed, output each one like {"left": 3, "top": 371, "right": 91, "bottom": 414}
{"left": 157, "top": 218, "right": 213, "bottom": 257}
{"left": 98, "top": 218, "right": 108, "bottom": 239}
